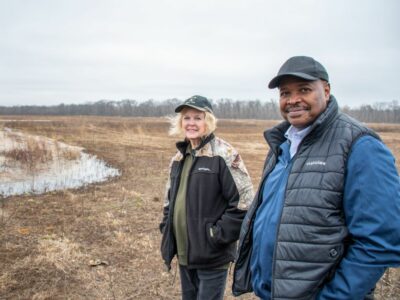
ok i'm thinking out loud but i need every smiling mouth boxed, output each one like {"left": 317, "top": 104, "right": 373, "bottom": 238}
{"left": 186, "top": 129, "right": 198, "bottom": 133}
{"left": 285, "top": 106, "right": 310, "bottom": 113}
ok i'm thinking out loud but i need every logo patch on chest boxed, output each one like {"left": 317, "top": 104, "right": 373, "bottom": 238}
{"left": 197, "top": 167, "right": 211, "bottom": 171}
{"left": 305, "top": 160, "right": 326, "bottom": 166}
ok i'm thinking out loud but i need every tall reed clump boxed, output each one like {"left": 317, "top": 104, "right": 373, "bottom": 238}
{"left": 53, "top": 141, "right": 81, "bottom": 161}
{"left": 2, "top": 133, "right": 82, "bottom": 174}
{"left": 3, "top": 137, "right": 53, "bottom": 172}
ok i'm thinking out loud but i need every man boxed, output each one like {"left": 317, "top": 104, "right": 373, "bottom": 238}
{"left": 232, "top": 56, "right": 400, "bottom": 299}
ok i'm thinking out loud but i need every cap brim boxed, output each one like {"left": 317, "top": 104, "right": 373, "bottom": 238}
{"left": 268, "top": 72, "right": 319, "bottom": 89}
{"left": 175, "top": 104, "right": 210, "bottom": 113}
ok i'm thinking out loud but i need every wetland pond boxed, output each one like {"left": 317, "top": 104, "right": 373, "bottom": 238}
{"left": 0, "top": 128, "right": 120, "bottom": 197}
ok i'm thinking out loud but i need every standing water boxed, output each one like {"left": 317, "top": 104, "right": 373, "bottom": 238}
{"left": 0, "top": 128, "right": 120, "bottom": 197}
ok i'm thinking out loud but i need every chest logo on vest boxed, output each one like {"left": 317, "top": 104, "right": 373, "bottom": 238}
{"left": 305, "top": 160, "right": 326, "bottom": 166}
{"left": 198, "top": 167, "right": 211, "bottom": 171}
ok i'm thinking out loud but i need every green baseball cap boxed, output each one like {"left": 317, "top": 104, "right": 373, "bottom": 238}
{"left": 175, "top": 95, "right": 213, "bottom": 114}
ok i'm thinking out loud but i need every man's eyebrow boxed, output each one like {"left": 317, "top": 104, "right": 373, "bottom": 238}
{"left": 280, "top": 82, "right": 312, "bottom": 89}
{"left": 298, "top": 82, "right": 313, "bottom": 86}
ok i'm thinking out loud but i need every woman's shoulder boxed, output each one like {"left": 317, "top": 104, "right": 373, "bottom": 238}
{"left": 211, "top": 136, "right": 239, "bottom": 165}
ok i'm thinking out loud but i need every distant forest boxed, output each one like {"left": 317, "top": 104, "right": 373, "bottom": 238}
{"left": 1, "top": 98, "right": 399, "bottom": 123}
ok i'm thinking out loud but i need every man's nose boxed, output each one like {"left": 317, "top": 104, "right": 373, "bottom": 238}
{"left": 287, "top": 94, "right": 300, "bottom": 105}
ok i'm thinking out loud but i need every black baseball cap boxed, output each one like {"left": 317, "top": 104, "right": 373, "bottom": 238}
{"left": 175, "top": 95, "right": 213, "bottom": 113}
{"left": 268, "top": 56, "right": 329, "bottom": 89}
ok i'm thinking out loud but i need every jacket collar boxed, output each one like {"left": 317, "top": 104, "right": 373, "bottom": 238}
{"left": 264, "top": 95, "right": 339, "bottom": 152}
{"left": 176, "top": 133, "right": 215, "bottom": 155}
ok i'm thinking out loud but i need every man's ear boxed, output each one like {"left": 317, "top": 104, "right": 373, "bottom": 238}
{"left": 324, "top": 82, "right": 331, "bottom": 101}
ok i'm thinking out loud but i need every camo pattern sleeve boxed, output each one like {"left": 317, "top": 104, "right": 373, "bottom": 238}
{"left": 211, "top": 137, "right": 254, "bottom": 210}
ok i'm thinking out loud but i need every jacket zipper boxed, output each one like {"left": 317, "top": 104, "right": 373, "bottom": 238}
{"left": 185, "top": 150, "right": 197, "bottom": 266}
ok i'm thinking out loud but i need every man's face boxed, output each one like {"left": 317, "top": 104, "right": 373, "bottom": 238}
{"left": 279, "top": 76, "right": 330, "bottom": 129}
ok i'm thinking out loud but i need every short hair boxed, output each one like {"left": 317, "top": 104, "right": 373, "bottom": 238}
{"left": 168, "top": 107, "right": 217, "bottom": 137}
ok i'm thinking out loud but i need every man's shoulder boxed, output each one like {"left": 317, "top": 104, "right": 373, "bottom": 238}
{"left": 351, "top": 135, "right": 391, "bottom": 157}
{"left": 334, "top": 113, "right": 380, "bottom": 140}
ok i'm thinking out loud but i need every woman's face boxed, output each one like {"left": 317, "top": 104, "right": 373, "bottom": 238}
{"left": 181, "top": 108, "right": 207, "bottom": 148}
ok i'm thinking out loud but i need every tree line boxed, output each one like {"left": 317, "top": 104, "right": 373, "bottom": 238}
{"left": 1, "top": 99, "right": 399, "bottom": 123}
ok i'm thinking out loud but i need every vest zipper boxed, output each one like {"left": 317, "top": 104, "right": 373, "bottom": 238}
{"left": 234, "top": 152, "right": 278, "bottom": 291}
{"left": 271, "top": 145, "right": 295, "bottom": 299}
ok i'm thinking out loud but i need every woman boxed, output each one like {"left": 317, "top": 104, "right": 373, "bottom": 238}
{"left": 160, "top": 95, "right": 254, "bottom": 300}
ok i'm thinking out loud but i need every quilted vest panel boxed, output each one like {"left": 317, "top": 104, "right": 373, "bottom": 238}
{"left": 272, "top": 114, "right": 378, "bottom": 299}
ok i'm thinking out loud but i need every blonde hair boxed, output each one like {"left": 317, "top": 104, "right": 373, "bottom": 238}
{"left": 168, "top": 108, "right": 217, "bottom": 137}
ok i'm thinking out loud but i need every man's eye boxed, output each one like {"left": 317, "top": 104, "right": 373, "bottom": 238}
{"left": 280, "top": 92, "right": 289, "bottom": 98}
{"left": 300, "top": 88, "right": 311, "bottom": 93}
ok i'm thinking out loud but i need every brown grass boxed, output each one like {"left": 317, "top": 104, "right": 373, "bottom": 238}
{"left": 0, "top": 116, "right": 399, "bottom": 299}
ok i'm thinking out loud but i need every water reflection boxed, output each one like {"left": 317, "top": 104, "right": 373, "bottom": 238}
{"left": 0, "top": 129, "right": 120, "bottom": 197}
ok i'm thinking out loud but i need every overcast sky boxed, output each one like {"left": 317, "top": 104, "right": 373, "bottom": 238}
{"left": 1, "top": 0, "right": 399, "bottom": 108}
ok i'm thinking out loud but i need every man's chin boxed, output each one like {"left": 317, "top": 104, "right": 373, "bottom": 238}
{"left": 287, "top": 110, "right": 307, "bottom": 119}
{"left": 287, "top": 115, "right": 310, "bottom": 127}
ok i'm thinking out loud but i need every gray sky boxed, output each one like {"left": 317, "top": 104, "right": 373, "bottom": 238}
{"left": 1, "top": 0, "right": 399, "bottom": 108}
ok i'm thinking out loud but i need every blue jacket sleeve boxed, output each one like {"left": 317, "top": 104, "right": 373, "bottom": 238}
{"left": 318, "top": 135, "right": 400, "bottom": 300}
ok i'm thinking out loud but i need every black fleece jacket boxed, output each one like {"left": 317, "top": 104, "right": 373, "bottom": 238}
{"left": 160, "top": 133, "right": 254, "bottom": 270}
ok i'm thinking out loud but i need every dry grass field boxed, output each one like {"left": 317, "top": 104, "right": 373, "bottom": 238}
{"left": 0, "top": 115, "right": 399, "bottom": 299}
